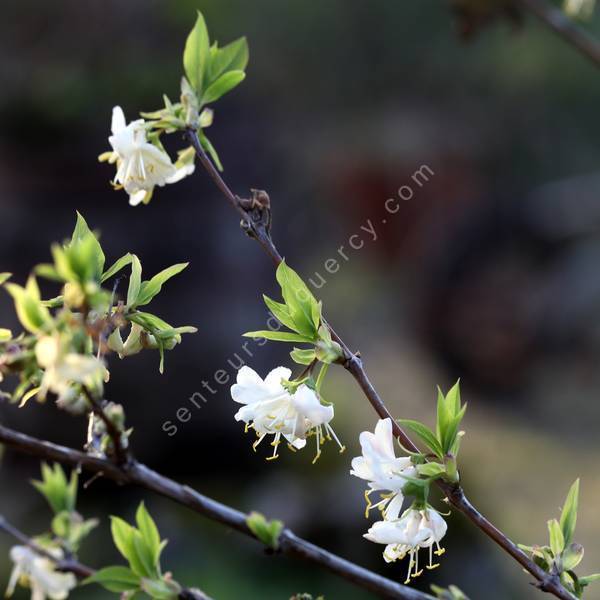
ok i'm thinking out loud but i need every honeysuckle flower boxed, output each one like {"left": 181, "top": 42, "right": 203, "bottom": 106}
{"left": 364, "top": 506, "right": 447, "bottom": 583}
{"left": 350, "top": 418, "right": 417, "bottom": 519}
{"left": 102, "top": 106, "right": 178, "bottom": 206}
{"left": 231, "top": 366, "right": 343, "bottom": 461}
{"left": 35, "top": 335, "right": 106, "bottom": 403}
{"left": 6, "top": 545, "right": 77, "bottom": 600}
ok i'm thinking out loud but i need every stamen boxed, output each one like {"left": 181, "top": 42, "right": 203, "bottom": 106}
{"left": 252, "top": 434, "right": 266, "bottom": 452}
{"left": 325, "top": 423, "right": 345, "bottom": 453}
{"left": 364, "top": 489, "right": 373, "bottom": 518}
{"left": 312, "top": 427, "right": 322, "bottom": 463}
{"left": 413, "top": 550, "right": 423, "bottom": 578}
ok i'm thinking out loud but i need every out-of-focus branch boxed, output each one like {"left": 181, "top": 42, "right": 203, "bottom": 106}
{"left": 187, "top": 128, "right": 576, "bottom": 600}
{"left": 0, "top": 424, "right": 435, "bottom": 600}
{"left": 515, "top": 0, "right": 600, "bottom": 68}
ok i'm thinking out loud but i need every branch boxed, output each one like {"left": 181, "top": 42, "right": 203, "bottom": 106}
{"left": 515, "top": 0, "right": 600, "bottom": 68}
{"left": 0, "top": 424, "right": 434, "bottom": 600}
{"left": 186, "top": 128, "right": 576, "bottom": 600}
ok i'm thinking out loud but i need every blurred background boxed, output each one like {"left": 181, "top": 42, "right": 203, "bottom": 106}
{"left": 1, "top": 1, "right": 600, "bottom": 598}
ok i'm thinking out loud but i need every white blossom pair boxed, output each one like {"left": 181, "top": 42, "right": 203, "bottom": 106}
{"left": 6, "top": 545, "right": 77, "bottom": 600}
{"left": 100, "top": 106, "right": 196, "bottom": 206}
{"left": 231, "top": 366, "right": 344, "bottom": 461}
{"left": 351, "top": 418, "right": 447, "bottom": 582}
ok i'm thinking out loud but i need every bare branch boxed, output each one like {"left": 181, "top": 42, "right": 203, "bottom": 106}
{"left": 0, "top": 424, "right": 434, "bottom": 600}
{"left": 186, "top": 128, "right": 576, "bottom": 600}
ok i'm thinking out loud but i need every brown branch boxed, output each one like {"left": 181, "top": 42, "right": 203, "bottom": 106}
{"left": 0, "top": 424, "right": 434, "bottom": 600}
{"left": 515, "top": 0, "right": 600, "bottom": 68}
{"left": 186, "top": 128, "right": 576, "bottom": 600}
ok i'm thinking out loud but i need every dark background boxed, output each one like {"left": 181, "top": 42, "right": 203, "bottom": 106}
{"left": 1, "top": 1, "right": 600, "bottom": 598}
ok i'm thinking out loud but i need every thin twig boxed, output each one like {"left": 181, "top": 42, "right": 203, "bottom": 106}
{"left": 0, "top": 424, "right": 435, "bottom": 600}
{"left": 187, "top": 128, "right": 576, "bottom": 600}
{"left": 81, "top": 386, "right": 129, "bottom": 466}
{"left": 515, "top": 0, "right": 600, "bottom": 68}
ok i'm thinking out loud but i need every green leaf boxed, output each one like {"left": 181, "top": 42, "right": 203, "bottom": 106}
{"left": 5, "top": 277, "right": 52, "bottom": 333}
{"left": 140, "top": 577, "right": 180, "bottom": 599}
{"left": 579, "top": 573, "right": 600, "bottom": 586}
{"left": 561, "top": 542, "right": 584, "bottom": 571}
{"left": 35, "top": 264, "right": 63, "bottom": 282}
{"left": 127, "top": 255, "right": 142, "bottom": 307}
{"left": 203, "top": 70, "right": 245, "bottom": 104}
{"left": 199, "top": 132, "right": 223, "bottom": 171}
{"left": 133, "top": 531, "right": 158, "bottom": 578}
{"left": 70, "top": 212, "right": 106, "bottom": 277}
{"left": 31, "top": 463, "right": 77, "bottom": 514}
{"left": 136, "top": 502, "right": 162, "bottom": 568}
{"left": 242, "top": 330, "right": 315, "bottom": 343}
{"left": 263, "top": 295, "right": 297, "bottom": 331}
{"left": 417, "top": 462, "right": 446, "bottom": 479}
{"left": 102, "top": 253, "right": 133, "bottom": 282}
{"left": 0, "top": 272, "right": 11, "bottom": 285}
{"left": 136, "top": 263, "right": 188, "bottom": 307}
{"left": 0, "top": 328, "right": 11, "bottom": 342}
{"left": 183, "top": 11, "right": 210, "bottom": 96}
{"left": 208, "top": 37, "right": 248, "bottom": 83}
{"left": 84, "top": 566, "right": 141, "bottom": 593}
{"left": 290, "top": 348, "right": 316, "bottom": 365}
{"left": 560, "top": 479, "right": 580, "bottom": 546}
{"left": 41, "top": 295, "right": 64, "bottom": 308}
{"left": 110, "top": 517, "right": 148, "bottom": 577}
{"left": 548, "top": 518, "right": 565, "bottom": 556}
{"left": 397, "top": 419, "right": 445, "bottom": 458}
{"left": 275, "top": 260, "right": 320, "bottom": 338}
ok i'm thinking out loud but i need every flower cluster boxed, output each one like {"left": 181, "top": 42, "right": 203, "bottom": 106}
{"left": 351, "top": 419, "right": 447, "bottom": 583}
{"left": 0, "top": 214, "right": 195, "bottom": 461}
{"left": 231, "top": 366, "right": 343, "bottom": 461}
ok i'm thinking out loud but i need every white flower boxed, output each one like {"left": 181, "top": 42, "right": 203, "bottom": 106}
{"left": 35, "top": 335, "right": 106, "bottom": 403}
{"left": 350, "top": 418, "right": 416, "bottom": 519}
{"left": 231, "top": 366, "right": 343, "bottom": 461}
{"left": 106, "top": 106, "right": 177, "bottom": 206}
{"left": 6, "top": 545, "right": 77, "bottom": 600}
{"left": 364, "top": 507, "right": 447, "bottom": 582}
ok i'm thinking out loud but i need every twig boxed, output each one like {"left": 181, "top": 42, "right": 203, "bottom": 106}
{"left": 515, "top": 0, "right": 600, "bottom": 68}
{"left": 0, "top": 424, "right": 434, "bottom": 600}
{"left": 186, "top": 128, "right": 576, "bottom": 600}
{"left": 81, "top": 386, "right": 129, "bottom": 466}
